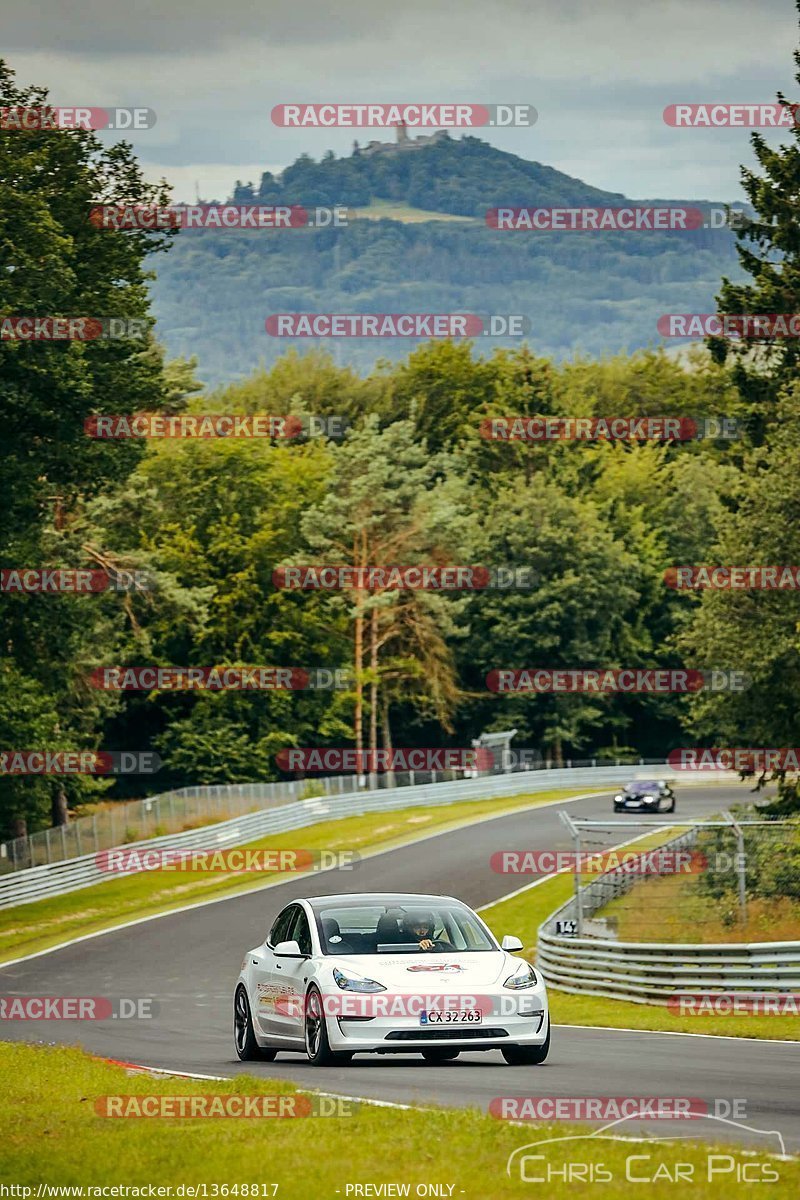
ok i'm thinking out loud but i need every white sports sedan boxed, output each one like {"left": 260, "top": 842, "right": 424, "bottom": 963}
{"left": 234, "top": 892, "right": 550, "bottom": 1066}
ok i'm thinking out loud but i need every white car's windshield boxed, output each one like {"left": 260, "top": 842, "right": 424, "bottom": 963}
{"left": 314, "top": 903, "right": 497, "bottom": 955}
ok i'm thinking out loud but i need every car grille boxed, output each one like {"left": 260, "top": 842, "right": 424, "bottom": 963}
{"left": 384, "top": 1027, "right": 509, "bottom": 1041}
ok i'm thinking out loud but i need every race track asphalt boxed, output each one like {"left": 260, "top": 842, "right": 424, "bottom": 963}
{"left": 2, "top": 784, "right": 798, "bottom": 1153}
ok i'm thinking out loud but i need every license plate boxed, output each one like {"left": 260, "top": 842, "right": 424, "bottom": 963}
{"left": 421, "top": 1009, "right": 482, "bottom": 1025}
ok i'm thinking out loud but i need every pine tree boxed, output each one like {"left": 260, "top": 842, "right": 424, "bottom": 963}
{"left": 709, "top": 1, "right": 800, "bottom": 443}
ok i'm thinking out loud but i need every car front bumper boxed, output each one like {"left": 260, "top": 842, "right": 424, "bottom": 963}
{"left": 328, "top": 996, "right": 549, "bottom": 1052}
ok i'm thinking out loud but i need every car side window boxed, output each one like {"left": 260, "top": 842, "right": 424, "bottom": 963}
{"left": 268, "top": 905, "right": 297, "bottom": 948}
{"left": 292, "top": 908, "right": 312, "bottom": 956}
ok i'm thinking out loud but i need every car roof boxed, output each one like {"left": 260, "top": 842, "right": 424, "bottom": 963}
{"left": 304, "top": 892, "right": 460, "bottom": 908}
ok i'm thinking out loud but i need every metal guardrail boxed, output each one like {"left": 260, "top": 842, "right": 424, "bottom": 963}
{"left": 536, "top": 828, "right": 800, "bottom": 1002}
{"left": 0, "top": 757, "right": 671, "bottom": 873}
{"left": 0, "top": 782, "right": 312, "bottom": 873}
{"left": 0, "top": 763, "right": 655, "bottom": 910}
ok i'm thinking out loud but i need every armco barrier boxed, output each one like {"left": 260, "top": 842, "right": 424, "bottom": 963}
{"left": 0, "top": 757, "right": 673, "bottom": 871}
{"left": 0, "top": 763, "right": 659, "bottom": 910}
{"left": 536, "top": 828, "right": 800, "bottom": 1001}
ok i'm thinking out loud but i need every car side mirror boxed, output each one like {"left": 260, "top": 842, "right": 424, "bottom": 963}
{"left": 501, "top": 935, "right": 524, "bottom": 951}
{"left": 273, "top": 939, "right": 304, "bottom": 957}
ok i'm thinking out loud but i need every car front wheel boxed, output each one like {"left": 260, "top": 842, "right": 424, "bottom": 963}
{"left": 305, "top": 985, "right": 351, "bottom": 1066}
{"left": 502, "top": 1025, "right": 550, "bottom": 1065}
{"left": 234, "top": 986, "right": 277, "bottom": 1061}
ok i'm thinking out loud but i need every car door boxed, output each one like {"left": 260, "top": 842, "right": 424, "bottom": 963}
{"left": 251, "top": 904, "right": 299, "bottom": 1040}
{"left": 271, "top": 905, "right": 313, "bottom": 1042}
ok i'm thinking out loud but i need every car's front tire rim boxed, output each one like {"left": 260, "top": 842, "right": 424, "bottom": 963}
{"left": 234, "top": 988, "right": 249, "bottom": 1054}
{"left": 305, "top": 990, "right": 322, "bottom": 1058}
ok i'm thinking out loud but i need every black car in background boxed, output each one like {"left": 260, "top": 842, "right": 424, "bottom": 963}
{"left": 613, "top": 779, "right": 676, "bottom": 813}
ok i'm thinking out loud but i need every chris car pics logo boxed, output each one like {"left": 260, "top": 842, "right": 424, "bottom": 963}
{"left": 506, "top": 1113, "right": 786, "bottom": 1183}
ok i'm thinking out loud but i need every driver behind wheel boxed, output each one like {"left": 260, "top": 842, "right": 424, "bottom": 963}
{"left": 400, "top": 909, "right": 452, "bottom": 951}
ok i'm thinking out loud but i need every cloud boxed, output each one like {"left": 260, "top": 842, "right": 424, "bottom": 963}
{"left": 2, "top": 0, "right": 796, "bottom": 200}
{"left": 139, "top": 161, "right": 286, "bottom": 203}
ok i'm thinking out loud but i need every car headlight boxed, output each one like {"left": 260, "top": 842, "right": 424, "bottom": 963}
{"left": 504, "top": 962, "right": 538, "bottom": 990}
{"left": 614, "top": 794, "right": 623, "bottom": 801}
{"left": 332, "top": 967, "right": 386, "bottom": 993}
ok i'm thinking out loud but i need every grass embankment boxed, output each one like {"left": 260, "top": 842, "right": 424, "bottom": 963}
{"left": 596, "top": 819, "right": 800, "bottom": 944}
{"left": 600, "top": 875, "right": 800, "bottom": 943}
{"left": 0, "top": 788, "right": 600, "bottom": 965}
{"left": 479, "top": 837, "right": 800, "bottom": 1041}
{"left": 2, "top": 1043, "right": 795, "bottom": 1196}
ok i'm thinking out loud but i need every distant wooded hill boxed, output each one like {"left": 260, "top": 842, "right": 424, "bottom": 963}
{"left": 150, "top": 136, "right": 744, "bottom": 386}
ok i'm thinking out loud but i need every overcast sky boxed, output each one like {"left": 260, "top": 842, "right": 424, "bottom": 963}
{"left": 3, "top": 0, "right": 797, "bottom": 202}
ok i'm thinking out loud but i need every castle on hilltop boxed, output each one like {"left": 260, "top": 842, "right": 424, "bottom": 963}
{"left": 356, "top": 121, "right": 450, "bottom": 157}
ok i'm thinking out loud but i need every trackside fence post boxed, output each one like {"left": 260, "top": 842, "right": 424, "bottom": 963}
{"left": 560, "top": 810, "right": 582, "bottom": 936}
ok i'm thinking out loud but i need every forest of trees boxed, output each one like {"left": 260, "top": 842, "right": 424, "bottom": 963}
{"left": 1, "top": 42, "right": 799, "bottom": 838}
{"left": 235, "top": 135, "right": 629, "bottom": 215}
{"left": 151, "top": 212, "right": 744, "bottom": 385}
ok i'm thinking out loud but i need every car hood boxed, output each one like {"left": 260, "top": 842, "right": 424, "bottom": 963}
{"left": 323, "top": 950, "right": 516, "bottom": 990}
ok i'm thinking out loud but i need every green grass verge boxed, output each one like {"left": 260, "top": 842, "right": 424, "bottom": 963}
{"left": 479, "top": 849, "right": 800, "bottom": 1041}
{"left": 0, "top": 788, "right": 601, "bottom": 965}
{"left": 597, "top": 857, "right": 800, "bottom": 944}
{"left": 3, "top": 1043, "right": 795, "bottom": 1196}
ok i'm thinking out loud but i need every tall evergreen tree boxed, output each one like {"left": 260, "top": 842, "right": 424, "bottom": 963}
{"left": 708, "top": 2, "right": 800, "bottom": 442}
{"left": 0, "top": 61, "right": 174, "bottom": 835}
